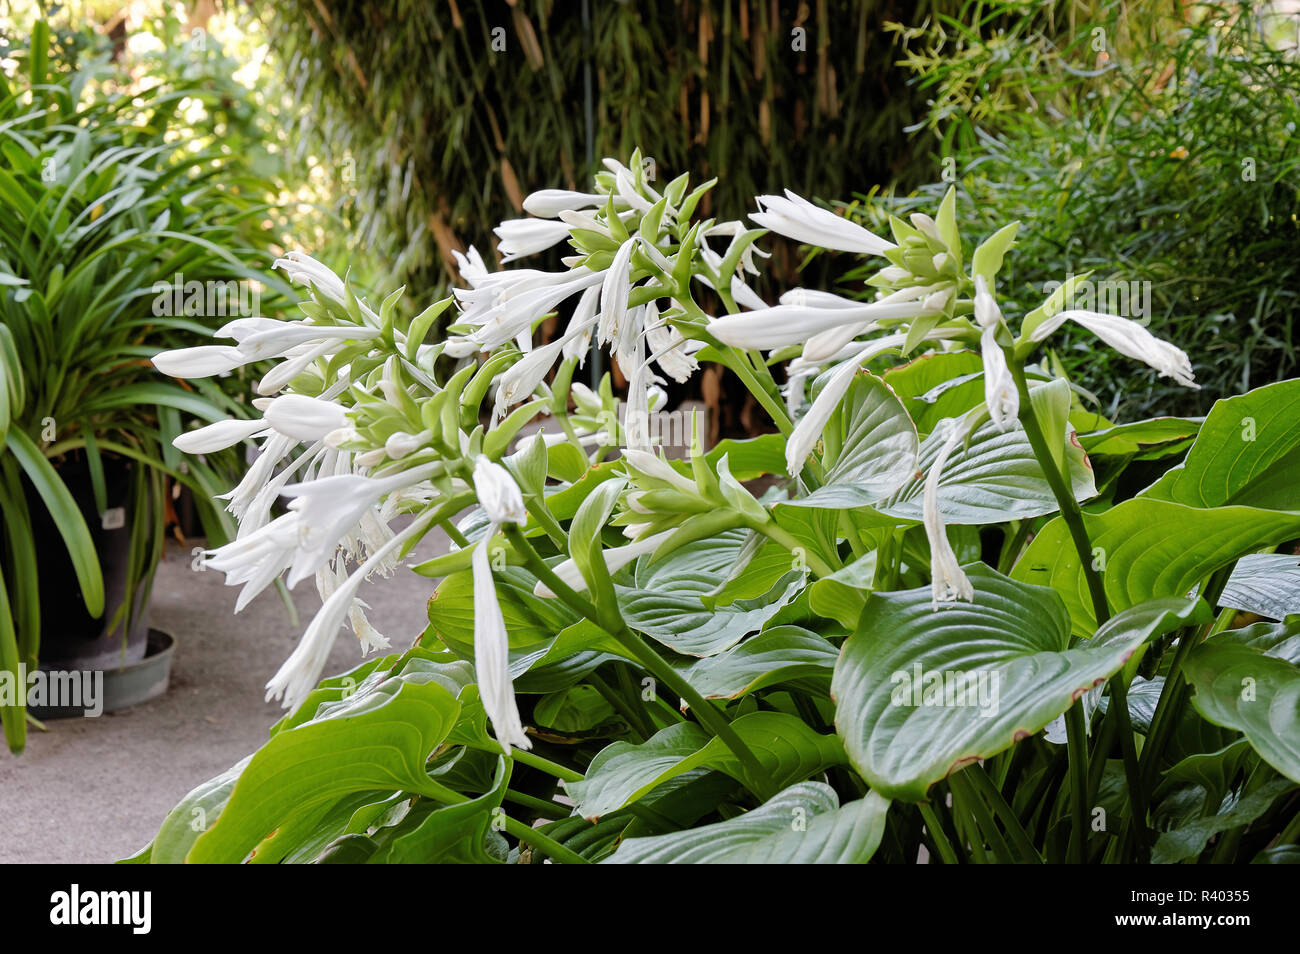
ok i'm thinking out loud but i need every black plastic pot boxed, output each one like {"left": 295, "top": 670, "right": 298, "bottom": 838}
{"left": 26, "top": 454, "right": 151, "bottom": 670}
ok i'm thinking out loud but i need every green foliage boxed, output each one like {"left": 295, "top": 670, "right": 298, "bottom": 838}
{"left": 0, "top": 23, "right": 292, "bottom": 750}
{"left": 847, "top": 0, "right": 1300, "bottom": 418}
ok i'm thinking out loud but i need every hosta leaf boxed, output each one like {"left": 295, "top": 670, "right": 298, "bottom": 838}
{"left": 1142, "top": 378, "right": 1300, "bottom": 510}
{"left": 186, "top": 677, "right": 462, "bottom": 863}
{"left": 427, "top": 567, "right": 580, "bottom": 653}
{"left": 1185, "top": 639, "right": 1300, "bottom": 783}
{"left": 367, "top": 758, "right": 510, "bottom": 864}
{"left": 620, "top": 531, "right": 804, "bottom": 656}
{"left": 1013, "top": 499, "right": 1300, "bottom": 635}
{"left": 147, "top": 756, "right": 251, "bottom": 864}
{"left": 1151, "top": 777, "right": 1295, "bottom": 864}
{"left": 832, "top": 565, "right": 1203, "bottom": 801}
{"left": 683, "top": 626, "right": 838, "bottom": 699}
{"left": 1078, "top": 416, "right": 1201, "bottom": 457}
{"left": 788, "top": 372, "right": 918, "bottom": 509}
{"left": 565, "top": 712, "right": 845, "bottom": 819}
{"left": 877, "top": 408, "right": 1096, "bottom": 525}
{"left": 603, "top": 782, "right": 889, "bottom": 864}
{"left": 1220, "top": 554, "right": 1300, "bottom": 621}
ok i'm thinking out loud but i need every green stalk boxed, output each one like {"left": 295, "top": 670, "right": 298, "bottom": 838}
{"left": 504, "top": 525, "right": 779, "bottom": 801}
{"left": 1009, "top": 361, "right": 1109, "bottom": 626}
{"left": 504, "top": 789, "right": 571, "bottom": 820}
{"left": 965, "top": 763, "right": 1042, "bottom": 863}
{"left": 501, "top": 816, "right": 589, "bottom": 864}
{"left": 587, "top": 670, "right": 651, "bottom": 741}
{"left": 919, "top": 802, "right": 961, "bottom": 865}
{"left": 510, "top": 747, "right": 585, "bottom": 784}
{"left": 950, "top": 771, "right": 1014, "bottom": 863}
{"left": 1064, "top": 704, "right": 1090, "bottom": 865}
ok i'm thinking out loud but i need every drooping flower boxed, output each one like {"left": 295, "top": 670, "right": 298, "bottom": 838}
{"left": 924, "top": 418, "right": 975, "bottom": 609}
{"left": 470, "top": 456, "right": 531, "bottom": 752}
{"left": 494, "top": 217, "right": 573, "bottom": 263}
{"left": 1029, "top": 309, "right": 1197, "bottom": 389}
{"left": 172, "top": 417, "right": 268, "bottom": 454}
{"left": 750, "top": 190, "right": 896, "bottom": 256}
{"left": 973, "top": 277, "right": 1019, "bottom": 431}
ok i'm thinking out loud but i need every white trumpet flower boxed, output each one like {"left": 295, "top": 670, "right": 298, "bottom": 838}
{"left": 533, "top": 528, "right": 675, "bottom": 599}
{"left": 265, "top": 513, "right": 433, "bottom": 712}
{"left": 494, "top": 218, "right": 573, "bottom": 262}
{"left": 1029, "top": 310, "right": 1198, "bottom": 389}
{"left": 172, "top": 418, "right": 268, "bottom": 454}
{"left": 264, "top": 394, "right": 350, "bottom": 443}
{"left": 152, "top": 345, "right": 246, "bottom": 378}
{"left": 924, "top": 418, "right": 975, "bottom": 609}
{"left": 522, "top": 189, "right": 606, "bottom": 218}
{"left": 785, "top": 333, "right": 907, "bottom": 476}
{"left": 471, "top": 456, "right": 531, "bottom": 752}
{"left": 708, "top": 288, "right": 938, "bottom": 351}
{"left": 981, "top": 325, "right": 1019, "bottom": 432}
{"left": 751, "top": 190, "right": 895, "bottom": 256}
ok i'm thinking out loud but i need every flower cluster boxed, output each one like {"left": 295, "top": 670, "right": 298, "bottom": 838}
{"left": 154, "top": 159, "right": 1198, "bottom": 756}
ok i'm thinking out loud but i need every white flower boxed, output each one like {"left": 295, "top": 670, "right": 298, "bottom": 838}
{"left": 152, "top": 345, "right": 246, "bottom": 378}
{"left": 172, "top": 417, "right": 268, "bottom": 454}
{"left": 750, "top": 190, "right": 895, "bottom": 256}
{"left": 708, "top": 288, "right": 937, "bottom": 351}
{"left": 924, "top": 418, "right": 975, "bottom": 609}
{"left": 264, "top": 394, "right": 350, "bottom": 443}
{"left": 1030, "top": 309, "right": 1197, "bottom": 389}
{"left": 785, "top": 333, "right": 907, "bottom": 476}
{"left": 281, "top": 462, "right": 439, "bottom": 586}
{"left": 470, "top": 457, "right": 531, "bottom": 751}
{"left": 383, "top": 431, "right": 424, "bottom": 459}
{"left": 973, "top": 275, "right": 1002, "bottom": 330}
{"left": 980, "top": 325, "right": 1019, "bottom": 432}
{"left": 494, "top": 218, "right": 573, "bottom": 262}
{"left": 265, "top": 513, "right": 432, "bottom": 712}
{"left": 534, "top": 528, "right": 675, "bottom": 598}
{"left": 273, "top": 251, "right": 348, "bottom": 306}
{"left": 473, "top": 456, "right": 528, "bottom": 526}
{"left": 598, "top": 239, "right": 636, "bottom": 347}
{"left": 492, "top": 340, "right": 564, "bottom": 424}
{"left": 522, "top": 189, "right": 606, "bottom": 218}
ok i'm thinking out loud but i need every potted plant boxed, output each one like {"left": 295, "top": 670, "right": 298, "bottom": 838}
{"left": 0, "top": 23, "right": 291, "bottom": 749}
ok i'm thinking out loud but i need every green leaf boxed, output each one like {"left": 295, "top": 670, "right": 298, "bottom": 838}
{"left": 603, "top": 782, "right": 889, "bottom": 864}
{"left": 1220, "top": 554, "right": 1300, "bottom": 621}
{"left": 1152, "top": 777, "right": 1295, "bottom": 864}
{"left": 877, "top": 407, "right": 1096, "bottom": 525}
{"left": 1013, "top": 499, "right": 1300, "bottom": 635}
{"left": 832, "top": 565, "right": 1201, "bottom": 801}
{"left": 971, "top": 222, "right": 1018, "bottom": 285}
{"left": 683, "top": 626, "right": 837, "bottom": 699}
{"left": 534, "top": 684, "right": 618, "bottom": 732}
{"left": 619, "top": 531, "right": 804, "bottom": 656}
{"left": 786, "top": 372, "right": 918, "bottom": 509}
{"left": 1142, "top": 378, "right": 1300, "bottom": 510}
{"left": 186, "top": 677, "right": 462, "bottom": 863}
{"left": 5, "top": 427, "right": 103, "bottom": 616}
{"left": 148, "top": 757, "right": 251, "bottom": 864}
{"left": 566, "top": 712, "right": 845, "bottom": 819}
{"left": 1185, "top": 639, "right": 1300, "bottom": 784}
{"left": 1077, "top": 416, "right": 1202, "bottom": 457}
{"left": 367, "top": 757, "right": 510, "bottom": 864}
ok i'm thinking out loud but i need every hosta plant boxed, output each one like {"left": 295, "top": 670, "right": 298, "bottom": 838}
{"left": 132, "top": 152, "right": 1300, "bottom": 864}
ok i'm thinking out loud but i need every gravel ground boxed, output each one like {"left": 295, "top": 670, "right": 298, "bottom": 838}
{"left": 0, "top": 527, "right": 449, "bottom": 865}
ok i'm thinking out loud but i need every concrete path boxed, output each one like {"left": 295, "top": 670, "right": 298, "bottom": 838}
{"left": 0, "top": 527, "right": 449, "bottom": 864}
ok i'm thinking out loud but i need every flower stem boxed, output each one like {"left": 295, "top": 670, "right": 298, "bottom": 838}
{"left": 501, "top": 815, "right": 589, "bottom": 864}
{"left": 1009, "top": 361, "right": 1109, "bottom": 626}
{"left": 503, "top": 524, "right": 779, "bottom": 801}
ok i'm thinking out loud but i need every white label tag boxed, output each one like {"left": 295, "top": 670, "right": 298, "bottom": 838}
{"left": 101, "top": 507, "right": 126, "bottom": 530}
